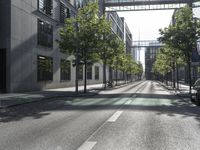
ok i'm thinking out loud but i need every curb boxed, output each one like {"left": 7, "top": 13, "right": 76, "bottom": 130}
{"left": 0, "top": 82, "right": 137, "bottom": 110}
{"left": 0, "top": 90, "right": 99, "bottom": 110}
{"left": 157, "top": 81, "right": 195, "bottom": 104}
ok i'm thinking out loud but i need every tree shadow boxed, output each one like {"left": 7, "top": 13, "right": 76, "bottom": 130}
{"left": 1, "top": 92, "right": 200, "bottom": 126}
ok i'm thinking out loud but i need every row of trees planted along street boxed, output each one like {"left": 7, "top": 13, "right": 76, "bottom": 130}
{"left": 153, "top": 5, "right": 200, "bottom": 96}
{"left": 58, "top": 2, "right": 143, "bottom": 93}
{"left": 152, "top": 46, "right": 185, "bottom": 86}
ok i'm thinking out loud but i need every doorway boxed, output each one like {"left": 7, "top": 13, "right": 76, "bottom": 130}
{"left": 0, "top": 49, "right": 6, "bottom": 93}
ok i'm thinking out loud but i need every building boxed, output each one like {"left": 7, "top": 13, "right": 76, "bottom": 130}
{"left": 125, "top": 22, "right": 132, "bottom": 54}
{"left": 145, "top": 42, "right": 161, "bottom": 80}
{"left": 0, "top": 0, "right": 105, "bottom": 93}
{"left": 107, "top": 12, "right": 124, "bottom": 41}
{"left": 106, "top": 12, "right": 133, "bottom": 81}
{"left": 0, "top": 0, "right": 133, "bottom": 93}
{"left": 171, "top": 9, "right": 200, "bottom": 84}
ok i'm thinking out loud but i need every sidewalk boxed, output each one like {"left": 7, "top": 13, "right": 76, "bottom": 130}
{"left": 158, "top": 81, "right": 190, "bottom": 96}
{"left": 0, "top": 84, "right": 104, "bottom": 109}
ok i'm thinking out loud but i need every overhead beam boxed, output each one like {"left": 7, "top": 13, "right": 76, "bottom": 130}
{"left": 105, "top": 0, "right": 192, "bottom": 7}
{"left": 104, "top": 0, "right": 200, "bottom": 11}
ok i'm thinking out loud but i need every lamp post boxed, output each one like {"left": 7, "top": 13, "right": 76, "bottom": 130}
{"left": 75, "top": 21, "right": 79, "bottom": 93}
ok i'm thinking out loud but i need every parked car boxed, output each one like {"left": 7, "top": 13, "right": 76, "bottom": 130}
{"left": 192, "top": 78, "right": 200, "bottom": 105}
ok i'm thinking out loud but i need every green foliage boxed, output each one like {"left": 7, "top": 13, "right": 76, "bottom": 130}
{"left": 158, "top": 5, "right": 200, "bottom": 91}
{"left": 58, "top": 2, "right": 141, "bottom": 83}
{"left": 152, "top": 45, "right": 186, "bottom": 76}
{"left": 153, "top": 48, "right": 172, "bottom": 76}
{"left": 58, "top": 2, "right": 102, "bottom": 64}
{"left": 159, "top": 5, "right": 200, "bottom": 61}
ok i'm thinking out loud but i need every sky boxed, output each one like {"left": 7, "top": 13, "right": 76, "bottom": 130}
{"left": 117, "top": 10, "right": 174, "bottom": 70}
{"left": 118, "top": 10, "right": 174, "bottom": 41}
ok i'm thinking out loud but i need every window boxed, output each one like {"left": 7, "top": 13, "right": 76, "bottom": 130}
{"left": 37, "top": 55, "right": 53, "bottom": 81}
{"left": 95, "top": 66, "right": 99, "bottom": 80}
{"left": 38, "top": 0, "right": 52, "bottom": 16}
{"left": 60, "top": 60, "right": 71, "bottom": 81}
{"left": 78, "top": 66, "right": 83, "bottom": 80}
{"left": 38, "top": 19, "right": 53, "bottom": 48}
{"left": 87, "top": 65, "right": 92, "bottom": 80}
{"left": 60, "top": 3, "right": 71, "bottom": 23}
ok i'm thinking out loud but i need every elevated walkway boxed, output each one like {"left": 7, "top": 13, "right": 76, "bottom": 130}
{"left": 105, "top": 0, "right": 200, "bottom": 11}
{"left": 132, "top": 40, "right": 164, "bottom": 48}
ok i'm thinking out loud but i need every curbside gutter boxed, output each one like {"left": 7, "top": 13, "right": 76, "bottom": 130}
{"left": 0, "top": 81, "right": 140, "bottom": 110}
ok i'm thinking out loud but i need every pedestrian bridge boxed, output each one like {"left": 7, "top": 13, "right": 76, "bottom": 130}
{"left": 104, "top": 0, "right": 200, "bottom": 11}
{"left": 132, "top": 40, "right": 164, "bottom": 48}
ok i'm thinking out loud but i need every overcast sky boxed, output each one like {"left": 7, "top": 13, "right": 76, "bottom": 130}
{"left": 117, "top": 8, "right": 200, "bottom": 70}
{"left": 118, "top": 10, "right": 174, "bottom": 41}
{"left": 117, "top": 10, "right": 174, "bottom": 69}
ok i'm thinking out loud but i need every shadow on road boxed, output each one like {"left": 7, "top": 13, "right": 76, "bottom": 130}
{"left": 0, "top": 93, "right": 200, "bottom": 126}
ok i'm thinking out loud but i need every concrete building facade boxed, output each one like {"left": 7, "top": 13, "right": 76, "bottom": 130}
{"left": 0, "top": 0, "right": 106, "bottom": 93}
{"left": 0, "top": 0, "right": 133, "bottom": 93}
{"left": 106, "top": 12, "right": 133, "bottom": 81}
{"left": 145, "top": 43, "right": 161, "bottom": 80}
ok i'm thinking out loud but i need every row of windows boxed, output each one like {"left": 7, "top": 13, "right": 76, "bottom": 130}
{"left": 38, "top": 20, "right": 53, "bottom": 48}
{"left": 38, "top": 0, "right": 53, "bottom": 16}
{"left": 37, "top": 55, "right": 100, "bottom": 82}
{"left": 38, "top": 0, "right": 72, "bottom": 22}
{"left": 37, "top": 0, "right": 72, "bottom": 48}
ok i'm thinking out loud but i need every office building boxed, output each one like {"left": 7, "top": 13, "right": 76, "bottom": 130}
{"left": 0, "top": 0, "right": 105, "bottom": 92}
{"left": 0, "top": 0, "right": 133, "bottom": 93}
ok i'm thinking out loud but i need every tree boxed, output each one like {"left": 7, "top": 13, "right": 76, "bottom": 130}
{"left": 107, "top": 36, "right": 126, "bottom": 85}
{"left": 96, "top": 16, "right": 114, "bottom": 88}
{"left": 58, "top": 2, "right": 110, "bottom": 93}
{"left": 159, "top": 5, "right": 200, "bottom": 95}
{"left": 152, "top": 49, "right": 172, "bottom": 83}
{"left": 153, "top": 46, "right": 185, "bottom": 85}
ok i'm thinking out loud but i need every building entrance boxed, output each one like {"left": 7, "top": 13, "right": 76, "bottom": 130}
{"left": 0, "top": 49, "right": 6, "bottom": 93}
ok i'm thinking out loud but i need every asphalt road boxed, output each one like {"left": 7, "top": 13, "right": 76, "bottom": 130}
{"left": 0, "top": 80, "right": 200, "bottom": 150}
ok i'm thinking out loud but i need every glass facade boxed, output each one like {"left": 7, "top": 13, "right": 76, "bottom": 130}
{"left": 38, "top": 19, "right": 53, "bottom": 48}
{"left": 60, "top": 60, "right": 71, "bottom": 81}
{"left": 60, "top": 3, "right": 71, "bottom": 23}
{"left": 37, "top": 55, "right": 53, "bottom": 81}
{"left": 38, "top": 0, "right": 53, "bottom": 16}
{"left": 95, "top": 66, "right": 99, "bottom": 80}
{"left": 87, "top": 65, "right": 92, "bottom": 80}
{"left": 78, "top": 66, "right": 83, "bottom": 80}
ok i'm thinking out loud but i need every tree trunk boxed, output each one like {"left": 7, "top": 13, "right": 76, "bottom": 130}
{"left": 115, "top": 69, "right": 118, "bottom": 86}
{"left": 103, "top": 60, "right": 107, "bottom": 89}
{"left": 188, "top": 61, "right": 192, "bottom": 97}
{"left": 75, "top": 57, "right": 79, "bottom": 93}
{"left": 84, "top": 61, "right": 87, "bottom": 93}
{"left": 109, "top": 67, "right": 113, "bottom": 82}
{"left": 176, "top": 62, "right": 179, "bottom": 90}
{"left": 172, "top": 61, "right": 176, "bottom": 88}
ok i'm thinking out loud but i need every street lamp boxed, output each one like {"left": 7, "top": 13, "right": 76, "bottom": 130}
{"left": 75, "top": 21, "right": 79, "bottom": 93}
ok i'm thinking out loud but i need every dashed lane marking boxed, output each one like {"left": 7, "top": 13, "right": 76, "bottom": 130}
{"left": 107, "top": 111, "right": 123, "bottom": 122}
{"left": 125, "top": 100, "right": 132, "bottom": 105}
{"left": 77, "top": 141, "right": 97, "bottom": 150}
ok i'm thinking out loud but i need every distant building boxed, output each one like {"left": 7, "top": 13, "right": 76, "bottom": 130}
{"left": 145, "top": 42, "right": 161, "bottom": 80}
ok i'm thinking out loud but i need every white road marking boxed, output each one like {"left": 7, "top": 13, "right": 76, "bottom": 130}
{"left": 107, "top": 111, "right": 123, "bottom": 122}
{"left": 125, "top": 100, "right": 132, "bottom": 105}
{"left": 77, "top": 141, "right": 97, "bottom": 150}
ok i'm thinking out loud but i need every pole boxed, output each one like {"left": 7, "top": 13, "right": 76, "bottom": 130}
{"left": 75, "top": 22, "right": 79, "bottom": 93}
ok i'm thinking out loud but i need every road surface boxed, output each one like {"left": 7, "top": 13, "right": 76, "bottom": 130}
{"left": 0, "top": 80, "right": 200, "bottom": 150}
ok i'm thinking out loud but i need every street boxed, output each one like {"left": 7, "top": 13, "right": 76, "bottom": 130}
{"left": 0, "top": 80, "right": 200, "bottom": 150}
